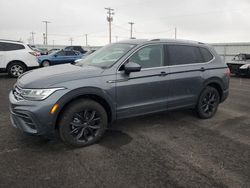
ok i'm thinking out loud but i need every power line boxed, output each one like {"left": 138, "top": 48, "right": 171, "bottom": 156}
{"left": 105, "top": 7, "right": 114, "bottom": 44}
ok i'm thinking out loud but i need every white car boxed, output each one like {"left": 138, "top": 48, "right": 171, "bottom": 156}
{"left": 0, "top": 40, "right": 39, "bottom": 77}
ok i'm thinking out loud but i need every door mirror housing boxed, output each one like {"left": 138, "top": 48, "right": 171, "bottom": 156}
{"left": 124, "top": 62, "right": 141, "bottom": 74}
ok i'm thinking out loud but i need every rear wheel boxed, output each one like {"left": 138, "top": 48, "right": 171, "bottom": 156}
{"left": 196, "top": 86, "right": 220, "bottom": 119}
{"left": 7, "top": 62, "right": 26, "bottom": 78}
{"left": 59, "top": 99, "right": 108, "bottom": 147}
{"left": 42, "top": 60, "right": 50, "bottom": 67}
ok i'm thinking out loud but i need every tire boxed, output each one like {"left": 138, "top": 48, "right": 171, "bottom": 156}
{"left": 196, "top": 86, "right": 220, "bottom": 119}
{"left": 42, "top": 60, "right": 50, "bottom": 67}
{"left": 7, "top": 62, "right": 26, "bottom": 78}
{"left": 59, "top": 99, "right": 108, "bottom": 147}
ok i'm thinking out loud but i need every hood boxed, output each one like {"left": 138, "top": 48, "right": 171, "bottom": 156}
{"left": 17, "top": 64, "right": 104, "bottom": 88}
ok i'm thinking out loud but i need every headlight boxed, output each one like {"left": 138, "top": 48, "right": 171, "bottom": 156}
{"left": 20, "top": 88, "right": 65, "bottom": 101}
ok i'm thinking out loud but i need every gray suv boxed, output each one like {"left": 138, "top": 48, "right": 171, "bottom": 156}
{"left": 9, "top": 39, "right": 230, "bottom": 147}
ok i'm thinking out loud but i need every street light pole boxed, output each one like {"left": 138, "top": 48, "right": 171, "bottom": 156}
{"left": 128, "top": 22, "right": 134, "bottom": 39}
{"left": 85, "top": 34, "right": 88, "bottom": 46}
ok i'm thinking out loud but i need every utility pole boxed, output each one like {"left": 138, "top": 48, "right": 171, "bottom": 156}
{"left": 69, "top": 38, "right": 73, "bottom": 46}
{"left": 85, "top": 34, "right": 88, "bottom": 46}
{"left": 43, "top": 33, "right": 46, "bottom": 45}
{"left": 174, "top": 27, "right": 177, "bottom": 40}
{"left": 30, "top": 32, "right": 35, "bottom": 44}
{"left": 105, "top": 7, "right": 114, "bottom": 44}
{"left": 42, "top": 20, "right": 51, "bottom": 45}
{"left": 128, "top": 22, "right": 134, "bottom": 39}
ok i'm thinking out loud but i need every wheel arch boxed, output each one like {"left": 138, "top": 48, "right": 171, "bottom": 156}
{"left": 53, "top": 87, "right": 116, "bottom": 129}
{"left": 203, "top": 77, "right": 224, "bottom": 101}
{"left": 7, "top": 60, "right": 27, "bottom": 70}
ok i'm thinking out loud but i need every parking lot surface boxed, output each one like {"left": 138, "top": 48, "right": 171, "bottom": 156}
{"left": 0, "top": 74, "right": 250, "bottom": 188}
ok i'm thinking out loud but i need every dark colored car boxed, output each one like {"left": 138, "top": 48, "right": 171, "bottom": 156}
{"left": 9, "top": 39, "right": 230, "bottom": 147}
{"left": 37, "top": 49, "right": 83, "bottom": 67}
{"left": 227, "top": 53, "right": 250, "bottom": 76}
{"left": 64, "top": 46, "right": 87, "bottom": 54}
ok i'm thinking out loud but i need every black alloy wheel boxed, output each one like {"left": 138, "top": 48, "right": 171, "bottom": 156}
{"left": 196, "top": 86, "right": 220, "bottom": 119}
{"left": 59, "top": 99, "right": 108, "bottom": 147}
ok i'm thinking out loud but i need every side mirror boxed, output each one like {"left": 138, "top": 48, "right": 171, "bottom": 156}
{"left": 54, "top": 54, "right": 57, "bottom": 57}
{"left": 124, "top": 62, "right": 141, "bottom": 74}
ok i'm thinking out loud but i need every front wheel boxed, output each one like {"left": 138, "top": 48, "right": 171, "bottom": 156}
{"left": 59, "top": 99, "right": 108, "bottom": 147}
{"left": 196, "top": 86, "right": 220, "bottom": 119}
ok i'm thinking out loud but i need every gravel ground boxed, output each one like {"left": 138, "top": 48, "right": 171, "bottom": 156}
{"left": 0, "top": 74, "right": 249, "bottom": 188}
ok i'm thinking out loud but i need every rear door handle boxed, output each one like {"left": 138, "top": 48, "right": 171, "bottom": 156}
{"left": 200, "top": 67, "right": 206, "bottom": 72}
{"left": 160, "top": 71, "right": 168, "bottom": 76}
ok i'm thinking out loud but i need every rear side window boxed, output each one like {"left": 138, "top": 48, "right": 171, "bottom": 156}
{"left": 200, "top": 47, "right": 213, "bottom": 62}
{"left": 66, "top": 51, "right": 76, "bottom": 56}
{"left": 0, "top": 42, "right": 4, "bottom": 51}
{"left": 167, "top": 45, "right": 203, "bottom": 65}
{"left": 0, "top": 42, "right": 25, "bottom": 51}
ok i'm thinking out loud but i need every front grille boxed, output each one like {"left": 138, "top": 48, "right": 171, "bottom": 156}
{"left": 13, "top": 85, "right": 24, "bottom": 101}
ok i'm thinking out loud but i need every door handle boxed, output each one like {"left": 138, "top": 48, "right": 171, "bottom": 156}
{"left": 160, "top": 71, "right": 168, "bottom": 76}
{"left": 200, "top": 67, "right": 206, "bottom": 72}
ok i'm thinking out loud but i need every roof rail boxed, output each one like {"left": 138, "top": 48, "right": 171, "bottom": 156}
{"left": 150, "top": 39, "right": 160, "bottom": 41}
{"left": 0, "top": 39, "right": 23, "bottom": 43}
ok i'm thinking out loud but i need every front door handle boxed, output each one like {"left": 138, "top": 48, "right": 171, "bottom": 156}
{"left": 160, "top": 71, "right": 168, "bottom": 76}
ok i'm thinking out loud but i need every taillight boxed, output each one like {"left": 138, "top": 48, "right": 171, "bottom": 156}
{"left": 29, "top": 52, "right": 40, "bottom": 56}
{"left": 225, "top": 68, "right": 230, "bottom": 77}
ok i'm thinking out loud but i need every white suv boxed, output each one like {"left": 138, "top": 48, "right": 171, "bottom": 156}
{"left": 0, "top": 40, "right": 39, "bottom": 77}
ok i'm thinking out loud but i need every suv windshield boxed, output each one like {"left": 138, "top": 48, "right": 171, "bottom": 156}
{"left": 75, "top": 43, "right": 136, "bottom": 68}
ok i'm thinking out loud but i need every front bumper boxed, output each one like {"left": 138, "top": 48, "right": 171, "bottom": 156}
{"left": 9, "top": 88, "right": 69, "bottom": 136}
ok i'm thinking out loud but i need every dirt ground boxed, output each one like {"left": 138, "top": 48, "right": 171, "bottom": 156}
{"left": 0, "top": 74, "right": 249, "bottom": 188}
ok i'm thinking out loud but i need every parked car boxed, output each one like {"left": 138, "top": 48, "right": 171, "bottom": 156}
{"left": 9, "top": 39, "right": 230, "bottom": 147}
{"left": 37, "top": 49, "right": 83, "bottom": 67}
{"left": 74, "top": 49, "right": 96, "bottom": 63}
{"left": 28, "top": 45, "right": 47, "bottom": 55}
{"left": 0, "top": 39, "right": 39, "bottom": 77}
{"left": 64, "top": 46, "right": 87, "bottom": 54}
{"left": 47, "top": 48, "right": 60, "bottom": 54}
{"left": 227, "top": 53, "right": 250, "bottom": 76}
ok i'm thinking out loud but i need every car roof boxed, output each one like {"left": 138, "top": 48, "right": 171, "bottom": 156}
{"left": 0, "top": 39, "right": 24, "bottom": 44}
{"left": 117, "top": 38, "right": 208, "bottom": 47}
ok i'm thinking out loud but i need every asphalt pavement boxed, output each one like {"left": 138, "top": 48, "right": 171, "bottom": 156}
{"left": 0, "top": 74, "right": 249, "bottom": 188}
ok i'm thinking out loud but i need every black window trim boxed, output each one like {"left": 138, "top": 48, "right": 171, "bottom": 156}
{"left": 117, "top": 43, "right": 215, "bottom": 72}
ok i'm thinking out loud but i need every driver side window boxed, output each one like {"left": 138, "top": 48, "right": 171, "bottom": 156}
{"left": 129, "top": 45, "right": 164, "bottom": 69}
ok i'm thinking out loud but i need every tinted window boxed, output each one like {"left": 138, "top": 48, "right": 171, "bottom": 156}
{"left": 56, "top": 50, "right": 66, "bottom": 56}
{"left": 129, "top": 45, "right": 164, "bottom": 69}
{"left": 65, "top": 51, "right": 76, "bottom": 56}
{"left": 0, "top": 42, "right": 25, "bottom": 51}
{"left": 167, "top": 45, "right": 203, "bottom": 65}
{"left": 0, "top": 42, "right": 4, "bottom": 51}
{"left": 200, "top": 47, "right": 213, "bottom": 62}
